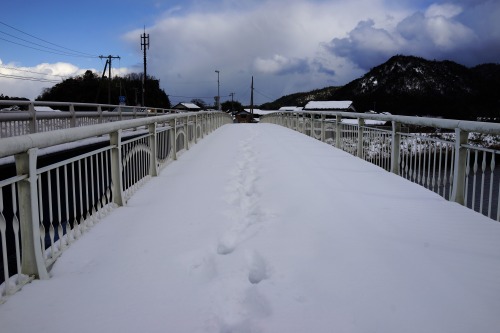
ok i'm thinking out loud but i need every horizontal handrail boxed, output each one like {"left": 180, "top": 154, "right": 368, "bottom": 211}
{"left": 0, "top": 100, "right": 203, "bottom": 139}
{"left": 261, "top": 110, "right": 500, "bottom": 222}
{"left": 0, "top": 108, "right": 232, "bottom": 303}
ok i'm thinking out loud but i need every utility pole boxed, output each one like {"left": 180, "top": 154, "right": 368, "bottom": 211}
{"left": 250, "top": 76, "right": 254, "bottom": 115}
{"left": 141, "top": 28, "right": 150, "bottom": 107}
{"left": 99, "top": 55, "right": 120, "bottom": 105}
{"left": 229, "top": 92, "right": 235, "bottom": 112}
{"left": 215, "top": 70, "right": 220, "bottom": 110}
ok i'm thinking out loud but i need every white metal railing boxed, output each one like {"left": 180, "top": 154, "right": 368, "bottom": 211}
{"left": 261, "top": 111, "right": 500, "bottom": 222}
{"left": 0, "top": 104, "right": 232, "bottom": 303}
{"left": 0, "top": 100, "right": 184, "bottom": 138}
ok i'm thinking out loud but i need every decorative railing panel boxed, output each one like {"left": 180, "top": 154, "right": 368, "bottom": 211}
{"left": 261, "top": 111, "right": 500, "bottom": 222}
{"left": 0, "top": 102, "right": 231, "bottom": 303}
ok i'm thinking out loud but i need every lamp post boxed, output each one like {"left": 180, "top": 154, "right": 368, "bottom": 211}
{"left": 215, "top": 70, "right": 220, "bottom": 110}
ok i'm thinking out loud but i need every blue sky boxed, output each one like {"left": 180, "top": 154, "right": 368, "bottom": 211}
{"left": 1, "top": 0, "right": 499, "bottom": 106}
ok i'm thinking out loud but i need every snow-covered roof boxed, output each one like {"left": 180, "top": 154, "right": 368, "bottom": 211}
{"left": 173, "top": 102, "right": 200, "bottom": 110}
{"left": 341, "top": 119, "right": 387, "bottom": 126}
{"left": 304, "top": 100, "right": 353, "bottom": 110}
{"left": 34, "top": 106, "right": 61, "bottom": 112}
{"left": 244, "top": 109, "right": 276, "bottom": 116}
{"left": 278, "top": 106, "right": 303, "bottom": 111}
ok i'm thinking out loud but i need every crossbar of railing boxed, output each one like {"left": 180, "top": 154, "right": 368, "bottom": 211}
{"left": 0, "top": 105, "right": 232, "bottom": 303}
{"left": 0, "top": 100, "right": 187, "bottom": 138}
{"left": 261, "top": 111, "right": 500, "bottom": 222}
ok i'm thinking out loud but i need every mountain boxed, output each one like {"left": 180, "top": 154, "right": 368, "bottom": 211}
{"left": 260, "top": 86, "right": 340, "bottom": 110}
{"left": 262, "top": 55, "right": 500, "bottom": 120}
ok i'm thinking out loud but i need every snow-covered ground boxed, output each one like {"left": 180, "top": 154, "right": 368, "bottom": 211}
{"left": 1, "top": 124, "right": 499, "bottom": 333}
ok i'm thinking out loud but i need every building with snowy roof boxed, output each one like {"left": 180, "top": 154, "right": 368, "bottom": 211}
{"left": 304, "top": 101, "right": 354, "bottom": 112}
{"left": 172, "top": 102, "right": 201, "bottom": 112}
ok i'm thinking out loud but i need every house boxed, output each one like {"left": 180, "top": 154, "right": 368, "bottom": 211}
{"left": 172, "top": 102, "right": 201, "bottom": 112}
{"left": 234, "top": 110, "right": 255, "bottom": 123}
{"left": 278, "top": 106, "right": 303, "bottom": 112}
{"left": 303, "top": 101, "right": 355, "bottom": 112}
{"left": 34, "top": 106, "right": 61, "bottom": 112}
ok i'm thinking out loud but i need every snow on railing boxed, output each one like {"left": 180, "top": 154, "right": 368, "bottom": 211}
{"left": 261, "top": 111, "right": 500, "bottom": 222}
{"left": 0, "top": 100, "right": 182, "bottom": 138}
{"left": 0, "top": 105, "right": 232, "bottom": 303}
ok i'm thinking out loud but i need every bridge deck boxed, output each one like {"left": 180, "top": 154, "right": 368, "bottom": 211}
{"left": 2, "top": 124, "right": 500, "bottom": 333}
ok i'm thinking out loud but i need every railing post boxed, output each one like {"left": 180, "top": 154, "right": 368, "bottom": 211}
{"left": 148, "top": 123, "right": 158, "bottom": 177}
{"left": 201, "top": 114, "right": 205, "bottom": 138}
{"left": 451, "top": 129, "right": 469, "bottom": 204}
{"left": 335, "top": 115, "right": 342, "bottom": 149}
{"left": 321, "top": 114, "right": 326, "bottom": 142}
{"left": 184, "top": 118, "right": 189, "bottom": 151}
{"left": 391, "top": 121, "right": 401, "bottom": 174}
{"left": 69, "top": 104, "right": 76, "bottom": 128}
{"left": 170, "top": 119, "right": 177, "bottom": 161}
{"left": 194, "top": 115, "right": 198, "bottom": 144}
{"left": 15, "top": 148, "right": 49, "bottom": 279}
{"left": 110, "top": 130, "right": 125, "bottom": 206}
{"left": 357, "top": 118, "right": 364, "bottom": 158}
{"left": 28, "top": 102, "right": 37, "bottom": 134}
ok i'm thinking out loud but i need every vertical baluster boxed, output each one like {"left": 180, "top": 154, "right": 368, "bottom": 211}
{"left": 430, "top": 143, "right": 436, "bottom": 192}
{"left": 84, "top": 157, "right": 91, "bottom": 227}
{"left": 437, "top": 144, "right": 443, "bottom": 196}
{"left": 56, "top": 168, "right": 63, "bottom": 251}
{"left": 464, "top": 150, "right": 470, "bottom": 207}
{"left": 479, "top": 151, "right": 487, "bottom": 214}
{"left": 47, "top": 171, "right": 55, "bottom": 259}
{"left": 105, "top": 150, "right": 111, "bottom": 211}
{"left": 0, "top": 188, "right": 10, "bottom": 295}
{"left": 448, "top": 147, "right": 455, "bottom": 199}
{"left": 38, "top": 175, "right": 46, "bottom": 260}
{"left": 488, "top": 154, "right": 495, "bottom": 218}
{"left": 78, "top": 160, "right": 85, "bottom": 231}
{"left": 71, "top": 162, "right": 79, "bottom": 239}
{"left": 418, "top": 142, "right": 423, "bottom": 185}
{"left": 472, "top": 150, "right": 478, "bottom": 211}
{"left": 423, "top": 143, "right": 428, "bottom": 187}
{"left": 64, "top": 165, "right": 72, "bottom": 245}
{"left": 97, "top": 151, "right": 103, "bottom": 215}
{"left": 10, "top": 184, "right": 22, "bottom": 284}
{"left": 90, "top": 155, "right": 96, "bottom": 223}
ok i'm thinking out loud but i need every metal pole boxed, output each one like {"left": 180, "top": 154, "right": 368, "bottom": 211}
{"left": 215, "top": 70, "right": 220, "bottom": 110}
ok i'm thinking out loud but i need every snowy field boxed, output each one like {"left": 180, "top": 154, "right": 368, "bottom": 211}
{"left": 1, "top": 124, "right": 499, "bottom": 333}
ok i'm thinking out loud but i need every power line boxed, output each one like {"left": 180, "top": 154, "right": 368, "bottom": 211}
{"left": 0, "top": 73, "right": 60, "bottom": 83}
{"left": 254, "top": 88, "right": 275, "bottom": 102}
{"left": 0, "top": 65, "right": 71, "bottom": 79}
{"left": 0, "top": 36, "right": 98, "bottom": 58}
{"left": 0, "top": 20, "right": 99, "bottom": 58}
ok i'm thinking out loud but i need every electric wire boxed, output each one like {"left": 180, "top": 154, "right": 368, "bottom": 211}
{"left": 0, "top": 20, "right": 99, "bottom": 58}
{"left": 0, "top": 73, "right": 60, "bottom": 83}
{"left": 0, "top": 65, "right": 71, "bottom": 79}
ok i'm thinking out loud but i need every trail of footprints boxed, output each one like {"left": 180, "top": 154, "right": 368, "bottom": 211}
{"left": 217, "top": 134, "right": 270, "bottom": 285}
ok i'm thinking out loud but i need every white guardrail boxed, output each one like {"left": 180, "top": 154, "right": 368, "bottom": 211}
{"left": 0, "top": 100, "right": 180, "bottom": 138}
{"left": 261, "top": 111, "right": 500, "bottom": 222}
{"left": 0, "top": 101, "right": 232, "bottom": 303}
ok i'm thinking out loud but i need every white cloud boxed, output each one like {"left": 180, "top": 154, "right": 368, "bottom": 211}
{"left": 0, "top": 60, "right": 128, "bottom": 100}
{"left": 425, "top": 3, "right": 463, "bottom": 18}
{"left": 122, "top": 0, "right": 407, "bottom": 105}
{"left": 2, "top": 0, "right": 498, "bottom": 105}
{"left": 326, "top": 1, "right": 493, "bottom": 71}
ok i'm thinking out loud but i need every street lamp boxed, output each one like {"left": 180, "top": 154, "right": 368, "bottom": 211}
{"left": 215, "top": 70, "right": 220, "bottom": 111}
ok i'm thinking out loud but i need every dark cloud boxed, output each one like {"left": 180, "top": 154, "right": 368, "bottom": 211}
{"left": 325, "top": 20, "right": 398, "bottom": 70}
{"left": 325, "top": 1, "right": 500, "bottom": 70}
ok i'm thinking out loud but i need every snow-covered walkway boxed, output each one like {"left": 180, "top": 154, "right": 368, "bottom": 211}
{"left": 1, "top": 124, "right": 500, "bottom": 333}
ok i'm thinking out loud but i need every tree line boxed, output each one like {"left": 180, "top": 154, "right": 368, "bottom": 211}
{"left": 36, "top": 70, "right": 170, "bottom": 109}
